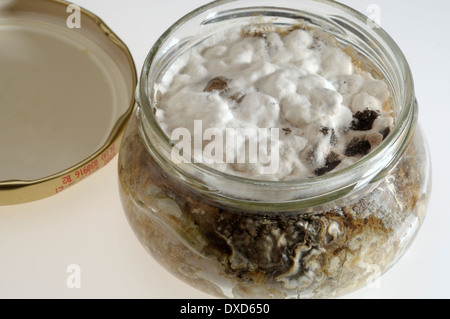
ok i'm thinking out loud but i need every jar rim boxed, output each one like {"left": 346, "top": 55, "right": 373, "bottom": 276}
{"left": 137, "top": 0, "right": 417, "bottom": 206}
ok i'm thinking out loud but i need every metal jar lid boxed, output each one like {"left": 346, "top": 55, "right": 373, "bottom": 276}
{"left": 0, "top": 0, "right": 137, "bottom": 205}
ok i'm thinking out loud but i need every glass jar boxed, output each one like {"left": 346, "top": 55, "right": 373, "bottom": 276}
{"left": 118, "top": 0, "right": 431, "bottom": 299}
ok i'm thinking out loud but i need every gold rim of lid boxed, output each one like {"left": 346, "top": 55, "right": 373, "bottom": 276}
{"left": 0, "top": 0, "right": 137, "bottom": 206}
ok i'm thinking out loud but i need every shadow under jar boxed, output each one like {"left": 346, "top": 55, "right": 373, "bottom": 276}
{"left": 118, "top": 0, "right": 431, "bottom": 299}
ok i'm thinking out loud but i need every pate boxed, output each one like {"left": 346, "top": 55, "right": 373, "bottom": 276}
{"left": 155, "top": 27, "right": 394, "bottom": 180}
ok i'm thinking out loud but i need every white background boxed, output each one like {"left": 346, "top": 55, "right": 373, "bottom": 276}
{"left": 0, "top": 0, "right": 449, "bottom": 299}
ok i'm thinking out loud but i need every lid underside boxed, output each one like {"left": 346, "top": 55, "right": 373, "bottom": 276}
{"left": 0, "top": 0, "right": 137, "bottom": 205}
